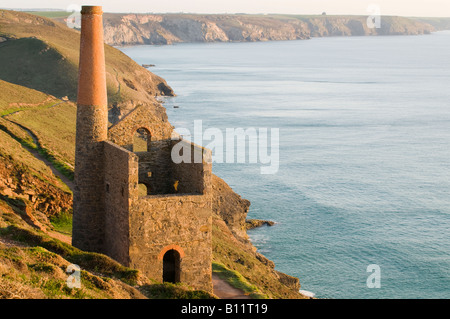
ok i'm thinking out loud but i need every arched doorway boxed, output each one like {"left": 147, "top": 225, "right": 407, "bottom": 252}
{"left": 133, "top": 127, "right": 151, "bottom": 152}
{"left": 163, "top": 249, "right": 181, "bottom": 283}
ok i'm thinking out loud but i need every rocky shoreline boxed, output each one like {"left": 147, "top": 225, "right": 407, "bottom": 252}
{"left": 245, "top": 219, "right": 276, "bottom": 230}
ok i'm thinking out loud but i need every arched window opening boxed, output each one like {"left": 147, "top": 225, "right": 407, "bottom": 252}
{"left": 163, "top": 249, "right": 181, "bottom": 283}
{"left": 133, "top": 128, "right": 151, "bottom": 152}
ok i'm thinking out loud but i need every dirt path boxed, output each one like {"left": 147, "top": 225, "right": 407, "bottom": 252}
{"left": 212, "top": 274, "right": 251, "bottom": 299}
{"left": 13, "top": 121, "right": 75, "bottom": 192}
{"left": 47, "top": 231, "right": 72, "bottom": 245}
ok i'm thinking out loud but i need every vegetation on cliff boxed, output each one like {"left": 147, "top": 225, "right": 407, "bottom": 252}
{"left": 0, "top": 10, "right": 305, "bottom": 299}
{"left": 0, "top": 9, "right": 174, "bottom": 103}
{"left": 0, "top": 207, "right": 214, "bottom": 299}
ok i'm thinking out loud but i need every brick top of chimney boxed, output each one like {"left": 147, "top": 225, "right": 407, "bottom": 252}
{"left": 81, "top": 6, "right": 103, "bottom": 15}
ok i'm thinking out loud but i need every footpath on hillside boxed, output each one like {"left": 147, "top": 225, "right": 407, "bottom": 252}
{"left": 212, "top": 274, "right": 251, "bottom": 299}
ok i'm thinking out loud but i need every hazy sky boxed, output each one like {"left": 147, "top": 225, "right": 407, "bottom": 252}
{"left": 2, "top": 0, "right": 450, "bottom": 17}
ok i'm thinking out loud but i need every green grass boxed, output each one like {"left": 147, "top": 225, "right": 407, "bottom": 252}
{"left": 0, "top": 37, "right": 79, "bottom": 100}
{"left": 0, "top": 130, "right": 71, "bottom": 193}
{"left": 0, "top": 113, "right": 75, "bottom": 183}
{"left": 0, "top": 101, "right": 60, "bottom": 117}
{"left": 0, "top": 244, "right": 112, "bottom": 299}
{"left": 4, "top": 102, "right": 76, "bottom": 174}
{"left": 37, "top": 147, "right": 74, "bottom": 181}
{"left": 0, "top": 224, "right": 139, "bottom": 285}
{"left": 0, "top": 222, "right": 217, "bottom": 299}
{"left": 50, "top": 211, "right": 73, "bottom": 235}
{"left": 0, "top": 119, "right": 37, "bottom": 149}
{"left": 212, "top": 261, "right": 268, "bottom": 299}
{"left": 0, "top": 9, "right": 174, "bottom": 106}
{"left": 24, "top": 11, "right": 71, "bottom": 19}
{"left": 0, "top": 79, "right": 55, "bottom": 112}
{"left": 141, "top": 282, "right": 216, "bottom": 299}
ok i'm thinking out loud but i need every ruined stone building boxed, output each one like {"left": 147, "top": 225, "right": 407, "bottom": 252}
{"left": 72, "top": 6, "right": 213, "bottom": 292}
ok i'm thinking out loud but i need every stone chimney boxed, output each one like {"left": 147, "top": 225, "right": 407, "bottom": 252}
{"left": 72, "top": 6, "right": 108, "bottom": 253}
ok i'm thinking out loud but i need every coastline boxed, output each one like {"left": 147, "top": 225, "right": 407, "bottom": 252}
{"left": 95, "top": 14, "right": 442, "bottom": 46}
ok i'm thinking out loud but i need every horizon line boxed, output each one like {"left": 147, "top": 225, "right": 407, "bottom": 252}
{"left": 1, "top": 8, "right": 450, "bottom": 18}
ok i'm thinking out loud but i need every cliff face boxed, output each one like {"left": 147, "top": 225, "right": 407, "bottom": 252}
{"left": 211, "top": 174, "right": 250, "bottom": 240}
{"left": 102, "top": 14, "right": 435, "bottom": 46}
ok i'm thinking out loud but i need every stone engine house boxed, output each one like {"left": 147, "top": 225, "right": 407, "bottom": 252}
{"left": 72, "top": 6, "right": 213, "bottom": 292}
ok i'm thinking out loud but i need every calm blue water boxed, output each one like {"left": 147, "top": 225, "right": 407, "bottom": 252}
{"left": 120, "top": 32, "right": 450, "bottom": 299}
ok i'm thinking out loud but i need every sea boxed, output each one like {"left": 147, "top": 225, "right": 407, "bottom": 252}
{"left": 119, "top": 31, "right": 450, "bottom": 299}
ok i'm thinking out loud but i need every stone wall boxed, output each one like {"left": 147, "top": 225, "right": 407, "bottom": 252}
{"left": 129, "top": 194, "right": 212, "bottom": 292}
{"left": 72, "top": 138, "right": 106, "bottom": 253}
{"left": 128, "top": 138, "right": 213, "bottom": 291}
{"left": 136, "top": 140, "right": 173, "bottom": 195}
{"left": 101, "top": 137, "right": 213, "bottom": 292}
{"left": 73, "top": 104, "right": 108, "bottom": 254}
{"left": 103, "top": 141, "right": 138, "bottom": 265}
{"left": 108, "top": 103, "right": 174, "bottom": 148}
{"left": 77, "top": 100, "right": 214, "bottom": 291}
{"left": 170, "top": 139, "right": 212, "bottom": 195}
{"left": 132, "top": 137, "right": 212, "bottom": 197}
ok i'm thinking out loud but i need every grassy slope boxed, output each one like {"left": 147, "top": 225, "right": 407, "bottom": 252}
{"left": 0, "top": 9, "right": 174, "bottom": 105}
{"left": 0, "top": 79, "right": 57, "bottom": 113}
{"left": 5, "top": 102, "right": 77, "bottom": 166}
{"left": 0, "top": 37, "right": 78, "bottom": 100}
{"left": 0, "top": 80, "right": 75, "bottom": 182}
{"left": 24, "top": 11, "right": 71, "bottom": 19}
{"left": 0, "top": 80, "right": 71, "bottom": 193}
{"left": 0, "top": 130, "right": 68, "bottom": 193}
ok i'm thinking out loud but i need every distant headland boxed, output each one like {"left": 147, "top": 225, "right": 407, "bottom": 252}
{"left": 94, "top": 14, "right": 450, "bottom": 46}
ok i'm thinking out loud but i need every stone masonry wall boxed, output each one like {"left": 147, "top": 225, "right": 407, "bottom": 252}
{"left": 136, "top": 140, "right": 173, "bottom": 194}
{"left": 108, "top": 104, "right": 174, "bottom": 148}
{"left": 129, "top": 194, "right": 212, "bottom": 292}
{"left": 170, "top": 139, "right": 212, "bottom": 195}
{"left": 72, "top": 126, "right": 106, "bottom": 253}
{"left": 104, "top": 103, "right": 213, "bottom": 292}
{"left": 103, "top": 141, "right": 138, "bottom": 265}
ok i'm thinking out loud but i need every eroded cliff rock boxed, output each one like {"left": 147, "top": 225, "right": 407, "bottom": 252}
{"left": 102, "top": 14, "right": 435, "bottom": 46}
{"left": 211, "top": 174, "right": 250, "bottom": 240}
{"left": 0, "top": 152, "right": 72, "bottom": 231}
